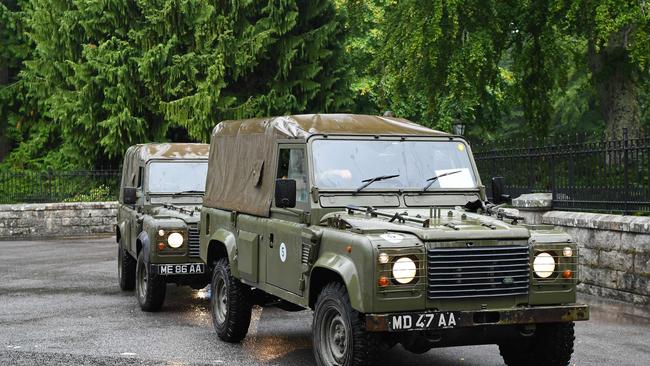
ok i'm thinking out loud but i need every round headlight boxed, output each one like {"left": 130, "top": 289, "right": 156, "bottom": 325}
{"left": 392, "top": 257, "right": 417, "bottom": 284}
{"left": 533, "top": 252, "right": 555, "bottom": 278}
{"left": 167, "top": 232, "right": 184, "bottom": 248}
{"left": 378, "top": 252, "right": 389, "bottom": 264}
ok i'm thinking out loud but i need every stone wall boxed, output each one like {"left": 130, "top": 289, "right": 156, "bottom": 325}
{"left": 542, "top": 211, "right": 650, "bottom": 305}
{"left": 0, "top": 202, "right": 118, "bottom": 239}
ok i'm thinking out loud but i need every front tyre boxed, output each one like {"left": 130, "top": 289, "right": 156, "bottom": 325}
{"left": 135, "top": 251, "right": 166, "bottom": 312}
{"left": 211, "top": 258, "right": 252, "bottom": 343}
{"left": 313, "top": 282, "right": 379, "bottom": 366}
{"left": 499, "top": 322, "right": 575, "bottom": 366}
{"left": 117, "top": 244, "right": 136, "bottom": 291}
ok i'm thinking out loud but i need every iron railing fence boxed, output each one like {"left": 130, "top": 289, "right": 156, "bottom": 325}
{"left": 472, "top": 129, "right": 650, "bottom": 214}
{"left": 0, "top": 169, "right": 121, "bottom": 204}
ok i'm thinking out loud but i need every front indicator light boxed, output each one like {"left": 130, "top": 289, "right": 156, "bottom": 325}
{"left": 378, "top": 252, "right": 389, "bottom": 264}
{"left": 562, "top": 270, "right": 573, "bottom": 279}
{"left": 562, "top": 247, "right": 573, "bottom": 257}
{"left": 378, "top": 276, "right": 390, "bottom": 287}
{"left": 392, "top": 257, "right": 417, "bottom": 284}
{"left": 167, "top": 232, "right": 184, "bottom": 248}
{"left": 533, "top": 252, "right": 555, "bottom": 278}
{"left": 157, "top": 242, "right": 165, "bottom": 251}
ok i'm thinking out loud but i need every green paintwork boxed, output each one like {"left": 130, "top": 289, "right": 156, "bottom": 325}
{"left": 116, "top": 143, "right": 209, "bottom": 288}
{"left": 199, "top": 116, "right": 586, "bottom": 330}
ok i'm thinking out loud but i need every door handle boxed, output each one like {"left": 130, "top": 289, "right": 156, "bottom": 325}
{"left": 269, "top": 233, "right": 274, "bottom": 248}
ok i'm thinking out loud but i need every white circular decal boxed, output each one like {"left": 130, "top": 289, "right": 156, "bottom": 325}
{"left": 380, "top": 233, "right": 404, "bottom": 243}
{"left": 279, "top": 243, "right": 287, "bottom": 262}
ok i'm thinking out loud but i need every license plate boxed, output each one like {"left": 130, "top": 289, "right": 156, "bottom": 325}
{"left": 153, "top": 263, "right": 205, "bottom": 275}
{"left": 388, "top": 312, "right": 459, "bottom": 331}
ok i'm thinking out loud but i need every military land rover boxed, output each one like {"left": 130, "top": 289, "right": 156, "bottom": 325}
{"left": 198, "top": 115, "right": 589, "bottom": 366}
{"left": 116, "top": 143, "right": 210, "bottom": 311}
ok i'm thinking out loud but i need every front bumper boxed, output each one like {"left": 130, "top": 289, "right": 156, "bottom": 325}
{"left": 365, "top": 304, "right": 589, "bottom": 332}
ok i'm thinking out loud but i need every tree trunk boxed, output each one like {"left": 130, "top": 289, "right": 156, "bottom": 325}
{"left": 588, "top": 27, "right": 641, "bottom": 140}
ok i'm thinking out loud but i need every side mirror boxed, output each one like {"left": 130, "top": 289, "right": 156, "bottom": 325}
{"left": 491, "top": 177, "right": 511, "bottom": 204}
{"left": 275, "top": 179, "right": 296, "bottom": 208}
{"left": 123, "top": 187, "right": 137, "bottom": 205}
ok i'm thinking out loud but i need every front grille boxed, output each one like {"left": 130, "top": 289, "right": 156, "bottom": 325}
{"left": 427, "top": 246, "right": 529, "bottom": 299}
{"left": 188, "top": 224, "right": 200, "bottom": 258}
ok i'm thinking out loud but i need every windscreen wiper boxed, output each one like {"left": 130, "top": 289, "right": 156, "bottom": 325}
{"left": 172, "top": 190, "right": 204, "bottom": 196}
{"left": 355, "top": 174, "right": 400, "bottom": 193}
{"left": 422, "top": 170, "right": 462, "bottom": 191}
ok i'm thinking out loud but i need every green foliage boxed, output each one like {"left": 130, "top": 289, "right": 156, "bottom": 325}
{"left": 3, "top": 0, "right": 351, "bottom": 169}
{"left": 1, "top": 0, "right": 648, "bottom": 171}
{"left": 63, "top": 184, "right": 113, "bottom": 202}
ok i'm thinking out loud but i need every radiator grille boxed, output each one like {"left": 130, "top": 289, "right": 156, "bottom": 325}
{"left": 188, "top": 224, "right": 200, "bottom": 258}
{"left": 427, "top": 246, "right": 529, "bottom": 299}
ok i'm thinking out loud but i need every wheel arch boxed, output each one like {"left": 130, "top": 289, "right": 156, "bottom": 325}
{"left": 137, "top": 231, "right": 150, "bottom": 262}
{"left": 206, "top": 228, "right": 238, "bottom": 276}
{"left": 309, "top": 253, "right": 365, "bottom": 312}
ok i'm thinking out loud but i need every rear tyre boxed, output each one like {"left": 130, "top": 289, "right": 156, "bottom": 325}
{"left": 499, "top": 322, "right": 575, "bottom": 366}
{"left": 211, "top": 258, "right": 252, "bottom": 342}
{"left": 313, "top": 282, "right": 380, "bottom": 366}
{"left": 136, "top": 251, "right": 166, "bottom": 312}
{"left": 118, "top": 244, "right": 136, "bottom": 291}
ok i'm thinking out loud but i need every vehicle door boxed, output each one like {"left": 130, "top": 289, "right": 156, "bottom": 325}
{"left": 265, "top": 144, "right": 309, "bottom": 295}
{"left": 119, "top": 164, "right": 144, "bottom": 254}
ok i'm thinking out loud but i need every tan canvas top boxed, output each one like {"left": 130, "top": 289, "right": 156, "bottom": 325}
{"left": 204, "top": 114, "right": 447, "bottom": 216}
{"left": 135, "top": 143, "right": 210, "bottom": 160}
{"left": 211, "top": 114, "right": 447, "bottom": 138}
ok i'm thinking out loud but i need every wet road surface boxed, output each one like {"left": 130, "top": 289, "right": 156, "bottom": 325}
{"left": 0, "top": 237, "right": 649, "bottom": 365}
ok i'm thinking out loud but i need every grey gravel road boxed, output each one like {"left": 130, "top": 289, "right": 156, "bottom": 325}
{"left": 0, "top": 237, "right": 648, "bottom": 366}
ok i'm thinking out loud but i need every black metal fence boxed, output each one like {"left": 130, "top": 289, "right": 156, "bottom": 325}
{"left": 0, "top": 169, "right": 121, "bottom": 204}
{"left": 472, "top": 129, "right": 650, "bottom": 214}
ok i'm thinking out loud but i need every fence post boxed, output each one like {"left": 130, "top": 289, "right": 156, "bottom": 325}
{"left": 551, "top": 143, "right": 556, "bottom": 207}
{"left": 528, "top": 137, "right": 533, "bottom": 191}
{"left": 623, "top": 128, "right": 630, "bottom": 215}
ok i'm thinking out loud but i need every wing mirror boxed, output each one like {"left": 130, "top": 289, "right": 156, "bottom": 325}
{"left": 123, "top": 187, "right": 137, "bottom": 205}
{"left": 275, "top": 179, "right": 297, "bottom": 208}
{"left": 491, "top": 177, "right": 511, "bottom": 204}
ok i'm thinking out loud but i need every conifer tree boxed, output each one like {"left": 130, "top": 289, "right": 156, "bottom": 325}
{"left": 14, "top": 0, "right": 351, "bottom": 168}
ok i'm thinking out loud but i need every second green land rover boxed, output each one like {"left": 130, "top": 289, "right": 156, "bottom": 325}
{"left": 116, "top": 143, "right": 210, "bottom": 311}
{"left": 198, "top": 114, "right": 588, "bottom": 366}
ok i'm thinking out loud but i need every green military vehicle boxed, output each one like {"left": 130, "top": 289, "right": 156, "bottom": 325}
{"left": 116, "top": 143, "right": 210, "bottom": 311}
{"left": 198, "top": 115, "right": 588, "bottom": 366}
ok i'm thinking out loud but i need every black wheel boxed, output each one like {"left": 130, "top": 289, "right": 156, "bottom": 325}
{"left": 211, "top": 258, "right": 252, "bottom": 342}
{"left": 499, "top": 322, "right": 575, "bottom": 366}
{"left": 117, "top": 243, "right": 136, "bottom": 291}
{"left": 313, "top": 282, "right": 380, "bottom": 366}
{"left": 135, "top": 251, "right": 166, "bottom": 312}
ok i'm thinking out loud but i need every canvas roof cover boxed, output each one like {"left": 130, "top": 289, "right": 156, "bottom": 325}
{"left": 204, "top": 114, "right": 448, "bottom": 217}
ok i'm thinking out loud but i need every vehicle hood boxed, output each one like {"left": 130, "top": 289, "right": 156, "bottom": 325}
{"left": 320, "top": 208, "right": 530, "bottom": 241}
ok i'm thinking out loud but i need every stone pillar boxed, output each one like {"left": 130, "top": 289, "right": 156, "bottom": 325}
{"left": 511, "top": 193, "right": 553, "bottom": 225}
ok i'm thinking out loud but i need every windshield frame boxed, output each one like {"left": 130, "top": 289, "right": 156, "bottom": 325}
{"left": 144, "top": 159, "right": 209, "bottom": 195}
{"left": 307, "top": 135, "right": 482, "bottom": 193}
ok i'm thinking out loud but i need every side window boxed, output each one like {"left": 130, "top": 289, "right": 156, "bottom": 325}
{"left": 277, "top": 148, "right": 308, "bottom": 205}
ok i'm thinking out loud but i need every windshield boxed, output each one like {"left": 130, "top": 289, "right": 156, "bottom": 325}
{"left": 147, "top": 161, "right": 208, "bottom": 194}
{"left": 311, "top": 140, "right": 477, "bottom": 190}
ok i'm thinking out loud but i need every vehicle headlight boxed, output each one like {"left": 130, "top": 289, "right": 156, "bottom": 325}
{"left": 167, "top": 232, "right": 184, "bottom": 248}
{"left": 392, "top": 257, "right": 417, "bottom": 284}
{"left": 533, "top": 252, "right": 555, "bottom": 278}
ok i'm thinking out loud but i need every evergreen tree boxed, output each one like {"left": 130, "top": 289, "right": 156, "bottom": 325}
{"left": 9, "top": 0, "right": 351, "bottom": 168}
